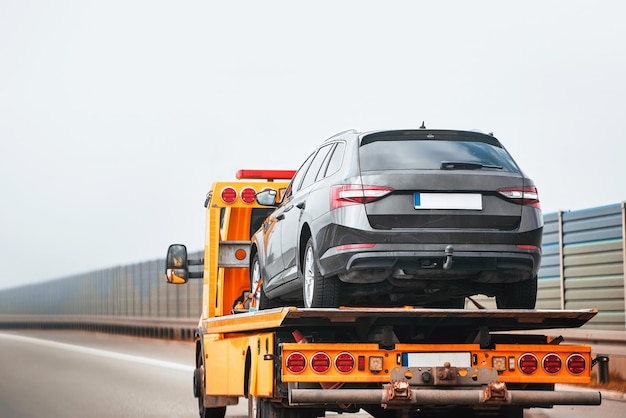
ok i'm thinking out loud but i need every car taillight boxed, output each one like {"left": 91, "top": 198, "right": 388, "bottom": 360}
{"left": 566, "top": 353, "right": 586, "bottom": 375}
{"left": 240, "top": 187, "right": 257, "bottom": 204}
{"left": 331, "top": 185, "right": 393, "bottom": 209}
{"left": 335, "top": 352, "right": 355, "bottom": 373}
{"left": 311, "top": 352, "right": 331, "bottom": 373}
{"left": 519, "top": 353, "right": 538, "bottom": 374}
{"left": 220, "top": 187, "right": 237, "bottom": 204}
{"left": 285, "top": 352, "right": 306, "bottom": 373}
{"left": 542, "top": 353, "right": 562, "bottom": 374}
{"left": 498, "top": 186, "right": 540, "bottom": 208}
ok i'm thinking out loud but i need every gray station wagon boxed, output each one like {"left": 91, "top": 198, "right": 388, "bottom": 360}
{"left": 250, "top": 128, "right": 542, "bottom": 309}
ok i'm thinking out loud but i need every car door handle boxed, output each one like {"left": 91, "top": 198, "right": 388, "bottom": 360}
{"left": 296, "top": 201, "right": 306, "bottom": 210}
{"left": 276, "top": 213, "right": 285, "bottom": 221}
{"left": 284, "top": 205, "right": 294, "bottom": 212}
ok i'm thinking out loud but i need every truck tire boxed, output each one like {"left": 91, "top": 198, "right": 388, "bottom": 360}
{"left": 303, "top": 237, "right": 340, "bottom": 308}
{"left": 249, "top": 396, "right": 320, "bottom": 418}
{"left": 496, "top": 276, "right": 537, "bottom": 309}
{"left": 197, "top": 351, "right": 227, "bottom": 418}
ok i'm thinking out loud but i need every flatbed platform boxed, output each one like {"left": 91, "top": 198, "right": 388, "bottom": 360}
{"left": 202, "top": 307, "right": 597, "bottom": 336}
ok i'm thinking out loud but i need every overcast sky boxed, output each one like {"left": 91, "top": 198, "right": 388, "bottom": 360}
{"left": 1, "top": 1, "right": 625, "bottom": 290}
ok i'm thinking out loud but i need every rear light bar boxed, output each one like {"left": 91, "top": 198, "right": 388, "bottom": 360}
{"left": 284, "top": 346, "right": 590, "bottom": 380}
{"left": 498, "top": 186, "right": 540, "bottom": 208}
{"left": 331, "top": 185, "right": 393, "bottom": 209}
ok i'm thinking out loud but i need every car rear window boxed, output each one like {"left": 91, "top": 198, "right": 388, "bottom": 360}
{"left": 359, "top": 138, "right": 520, "bottom": 172}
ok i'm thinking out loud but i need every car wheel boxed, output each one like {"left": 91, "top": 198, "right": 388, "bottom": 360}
{"left": 250, "top": 253, "right": 279, "bottom": 310}
{"left": 303, "top": 237, "right": 340, "bottom": 308}
{"left": 496, "top": 276, "right": 537, "bottom": 309}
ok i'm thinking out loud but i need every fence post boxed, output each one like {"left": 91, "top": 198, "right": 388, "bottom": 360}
{"left": 558, "top": 210, "right": 565, "bottom": 310}
{"left": 622, "top": 202, "right": 625, "bottom": 330}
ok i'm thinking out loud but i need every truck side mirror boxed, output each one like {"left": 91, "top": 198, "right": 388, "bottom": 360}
{"left": 165, "top": 244, "right": 189, "bottom": 284}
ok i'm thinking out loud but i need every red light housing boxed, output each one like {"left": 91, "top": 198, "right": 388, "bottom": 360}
{"left": 240, "top": 187, "right": 257, "bottom": 204}
{"left": 519, "top": 353, "right": 538, "bottom": 374}
{"left": 498, "top": 186, "right": 540, "bottom": 208}
{"left": 236, "top": 169, "right": 296, "bottom": 180}
{"left": 310, "top": 352, "right": 331, "bottom": 373}
{"left": 221, "top": 187, "right": 237, "bottom": 204}
{"left": 542, "top": 353, "right": 562, "bottom": 374}
{"left": 335, "top": 243, "right": 376, "bottom": 251}
{"left": 331, "top": 185, "right": 393, "bottom": 209}
{"left": 358, "top": 355, "right": 366, "bottom": 371}
{"left": 566, "top": 353, "right": 586, "bottom": 375}
{"left": 285, "top": 352, "right": 306, "bottom": 374}
{"left": 516, "top": 244, "right": 540, "bottom": 251}
{"left": 335, "top": 352, "right": 355, "bottom": 374}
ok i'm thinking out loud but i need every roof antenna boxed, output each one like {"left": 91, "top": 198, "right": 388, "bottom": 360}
{"left": 419, "top": 121, "right": 426, "bottom": 129}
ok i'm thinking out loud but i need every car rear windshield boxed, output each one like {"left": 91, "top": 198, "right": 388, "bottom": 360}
{"left": 359, "top": 137, "right": 520, "bottom": 172}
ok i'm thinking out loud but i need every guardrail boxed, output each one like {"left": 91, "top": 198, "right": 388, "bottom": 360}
{"left": 0, "top": 315, "right": 198, "bottom": 341}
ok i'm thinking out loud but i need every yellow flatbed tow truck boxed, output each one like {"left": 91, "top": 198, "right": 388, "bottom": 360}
{"left": 165, "top": 169, "right": 601, "bottom": 418}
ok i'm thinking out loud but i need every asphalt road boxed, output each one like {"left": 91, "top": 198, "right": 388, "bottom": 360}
{"left": 0, "top": 330, "right": 621, "bottom": 418}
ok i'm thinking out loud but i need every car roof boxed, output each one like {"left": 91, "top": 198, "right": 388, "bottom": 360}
{"left": 323, "top": 128, "right": 502, "bottom": 147}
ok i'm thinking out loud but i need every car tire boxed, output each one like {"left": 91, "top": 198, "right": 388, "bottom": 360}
{"left": 303, "top": 237, "right": 340, "bottom": 308}
{"left": 250, "top": 253, "right": 280, "bottom": 310}
{"left": 496, "top": 276, "right": 537, "bottom": 309}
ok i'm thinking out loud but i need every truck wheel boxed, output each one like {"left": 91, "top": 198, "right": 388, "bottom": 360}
{"left": 303, "top": 237, "right": 340, "bottom": 308}
{"left": 496, "top": 276, "right": 537, "bottom": 309}
{"left": 197, "top": 352, "right": 226, "bottom": 418}
{"left": 501, "top": 406, "right": 524, "bottom": 418}
{"left": 249, "top": 396, "right": 320, "bottom": 418}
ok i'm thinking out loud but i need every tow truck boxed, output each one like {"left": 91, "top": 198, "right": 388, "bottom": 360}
{"left": 165, "top": 169, "right": 602, "bottom": 418}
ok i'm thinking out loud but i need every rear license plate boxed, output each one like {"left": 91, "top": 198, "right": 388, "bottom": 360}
{"left": 403, "top": 352, "right": 471, "bottom": 367}
{"left": 414, "top": 193, "right": 482, "bottom": 210}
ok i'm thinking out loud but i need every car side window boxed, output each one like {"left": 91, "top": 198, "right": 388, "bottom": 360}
{"left": 299, "top": 144, "right": 334, "bottom": 190}
{"left": 283, "top": 152, "right": 315, "bottom": 200}
{"left": 318, "top": 141, "right": 345, "bottom": 180}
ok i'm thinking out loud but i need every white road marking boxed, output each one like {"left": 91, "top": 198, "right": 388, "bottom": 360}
{"left": 0, "top": 332, "right": 194, "bottom": 372}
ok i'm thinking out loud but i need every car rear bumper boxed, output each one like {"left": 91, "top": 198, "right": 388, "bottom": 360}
{"left": 318, "top": 244, "right": 540, "bottom": 284}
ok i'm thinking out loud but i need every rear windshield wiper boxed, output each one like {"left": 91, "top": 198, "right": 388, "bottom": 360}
{"left": 440, "top": 161, "right": 503, "bottom": 170}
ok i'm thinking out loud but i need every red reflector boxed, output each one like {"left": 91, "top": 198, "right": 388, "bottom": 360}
{"left": 543, "top": 353, "right": 562, "bottom": 374}
{"left": 335, "top": 352, "right": 355, "bottom": 373}
{"left": 335, "top": 243, "right": 376, "bottom": 251}
{"left": 310, "top": 352, "right": 331, "bottom": 373}
{"left": 358, "top": 355, "right": 365, "bottom": 371}
{"left": 516, "top": 244, "right": 540, "bottom": 251}
{"left": 519, "top": 353, "right": 538, "bottom": 374}
{"left": 221, "top": 187, "right": 237, "bottom": 204}
{"left": 567, "top": 353, "right": 586, "bottom": 375}
{"left": 236, "top": 169, "right": 296, "bottom": 180}
{"left": 240, "top": 187, "right": 257, "bottom": 204}
{"left": 285, "top": 352, "right": 306, "bottom": 374}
